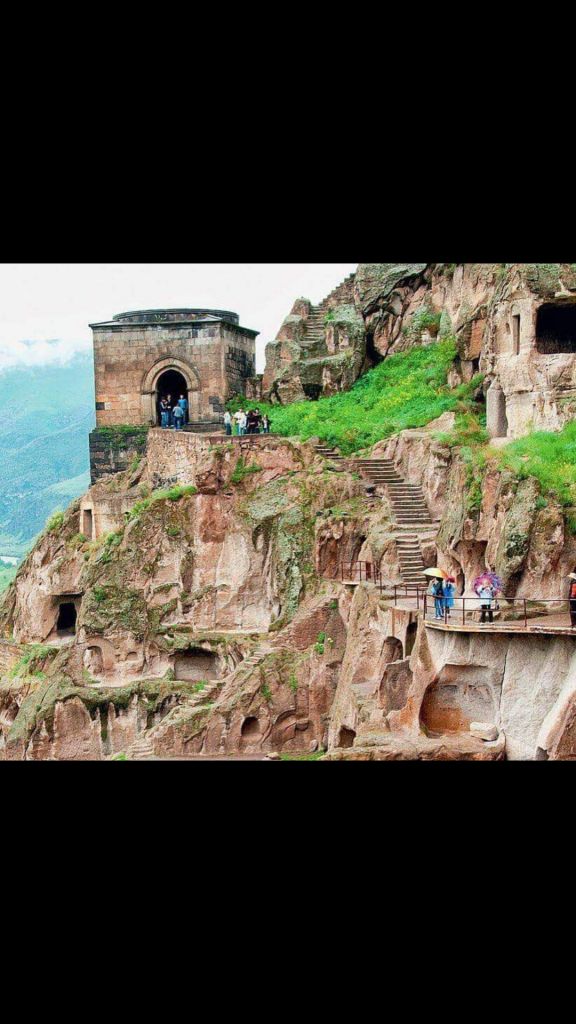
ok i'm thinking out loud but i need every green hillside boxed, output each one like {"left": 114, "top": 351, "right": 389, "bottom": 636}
{"left": 230, "top": 340, "right": 479, "bottom": 454}
{"left": 0, "top": 354, "right": 95, "bottom": 558}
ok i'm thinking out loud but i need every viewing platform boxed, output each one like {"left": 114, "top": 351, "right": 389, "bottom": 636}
{"left": 327, "top": 563, "right": 576, "bottom": 638}
{"left": 394, "top": 596, "right": 576, "bottom": 637}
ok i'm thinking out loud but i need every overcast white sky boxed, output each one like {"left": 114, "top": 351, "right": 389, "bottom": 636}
{"left": 0, "top": 263, "right": 358, "bottom": 374}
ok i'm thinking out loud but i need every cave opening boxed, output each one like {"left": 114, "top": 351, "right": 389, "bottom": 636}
{"left": 337, "top": 726, "right": 356, "bottom": 748}
{"left": 405, "top": 622, "right": 418, "bottom": 658}
{"left": 56, "top": 602, "right": 77, "bottom": 636}
{"left": 365, "top": 330, "right": 383, "bottom": 370}
{"left": 241, "top": 717, "right": 261, "bottom": 739}
{"left": 174, "top": 647, "right": 219, "bottom": 682}
{"left": 536, "top": 303, "right": 576, "bottom": 354}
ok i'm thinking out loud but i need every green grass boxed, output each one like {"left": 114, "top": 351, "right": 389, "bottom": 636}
{"left": 229, "top": 339, "right": 474, "bottom": 454}
{"left": 498, "top": 421, "right": 576, "bottom": 509}
{"left": 127, "top": 485, "right": 198, "bottom": 521}
{"left": 279, "top": 750, "right": 326, "bottom": 761}
{"left": 230, "top": 457, "right": 262, "bottom": 485}
{"left": 436, "top": 409, "right": 576, "bottom": 521}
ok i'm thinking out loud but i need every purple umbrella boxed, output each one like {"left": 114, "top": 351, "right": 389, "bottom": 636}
{"left": 473, "top": 572, "right": 502, "bottom": 595}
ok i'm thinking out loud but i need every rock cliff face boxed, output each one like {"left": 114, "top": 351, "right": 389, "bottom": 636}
{"left": 2, "top": 419, "right": 576, "bottom": 761}
{"left": 264, "top": 263, "right": 576, "bottom": 443}
{"left": 0, "top": 433, "right": 364, "bottom": 759}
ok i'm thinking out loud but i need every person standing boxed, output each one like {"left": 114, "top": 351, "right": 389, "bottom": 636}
{"left": 479, "top": 583, "right": 495, "bottom": 624}
{"left": 166, "top": 394, "right": 174, "bottom": 428}
{"left": 233, "top": 409, "right": 243, "bottom": 436}
{"left": 254, "top": 408, "right": 262, "bottom": 433}
{"left": 238, "top": 410, "right": 247, "bottom": 436}
{"left": 444, "top": 577, "right": 455, "bottom": 618}
{"left": 178, "top": 394, "right": 188, "bottom": 425}
{"left": 173, "top": 403, "right": 184, "bottom": 431}
{"left": 262, "top": 414, "right": 270, "bottom": 434}
{"left": 432, "top": 577, "right": 445, "bottom": 620}
{"left": 160, "top": 397, "right": 170, "bottom": 429}
{"left": 224, "top": 410, "right": 232, "bottom": 436}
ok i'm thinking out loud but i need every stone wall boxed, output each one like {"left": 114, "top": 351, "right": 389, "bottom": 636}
{"left": 89, "top": 428, "right": 149, "bottom": 484}
{"left": 144, "top": 429, "right": 308, "bottom": 491}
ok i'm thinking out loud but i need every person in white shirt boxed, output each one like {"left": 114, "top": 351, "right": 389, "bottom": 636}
{"left": 233, "top": 409, "right": 244, "bottom": 436}
{"left": 224, "top": 410, "right": 232, "bottom": 436}
{"left": 238, "top": 411, "right": 247, "bottom": 436}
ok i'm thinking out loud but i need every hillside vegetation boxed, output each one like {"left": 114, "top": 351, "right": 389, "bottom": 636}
{"left": 233, "top": 338, "right": 576, "bottom": 518}
{"left": 231, "top": 340, "right": 481, "bottom": 454}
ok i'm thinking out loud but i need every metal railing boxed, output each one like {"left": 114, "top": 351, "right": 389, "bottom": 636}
{"left": 339, "top": 561, "right": 381, "bottom": 584}
{"left": 393, "top": 583, "right": 428, "bottom": 609}
{"left": 423, "top": 594, "right": 576, "bottom": 631}
{"left": 330, "top": 564, "right": 427, "bottom": 607}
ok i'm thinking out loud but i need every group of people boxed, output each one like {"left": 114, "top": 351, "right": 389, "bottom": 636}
{"left": 159, "top": 394, "right": 188, "bottom": 430}
{"left": 429, "top": 577, "right": 497, "bottom": 623}
{"left": 224, "top": 408, "right": 271, "bottom": 436}
{"left": 428, "top": 571, "right": 576, "bottom": 629}
{"left": 429, "top": 576, "right": 456, "bottom": 620}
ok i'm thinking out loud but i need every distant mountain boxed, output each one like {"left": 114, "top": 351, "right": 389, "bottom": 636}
{"left": 0, "top": 354, "right": 95, "bottom": 557}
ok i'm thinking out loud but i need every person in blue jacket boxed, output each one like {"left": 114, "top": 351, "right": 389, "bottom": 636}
{"left": 178, "top": 394, "right": 188, "bottom": 425}
{"left": 432, "top": 577, "right": 445, "bottom": 619}
{"left": 443, "top": 577, "right": 456, "bottom": 618}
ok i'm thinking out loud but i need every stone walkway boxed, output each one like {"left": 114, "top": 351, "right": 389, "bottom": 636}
{"left": 394, "top": 598, "right": 576, "bottom": 636}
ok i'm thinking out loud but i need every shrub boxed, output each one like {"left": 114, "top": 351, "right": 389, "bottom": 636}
{"left": 127, "top": 485, "right": 197, "bottom": 521}
{"left": 314, "top": 631, "right": 326, "bottom": 655}
{"left": 230, "top": 458, "right": 262, "bottom": 485}
{"left": 45, "top": 510, "right": 64, "bottom": 534}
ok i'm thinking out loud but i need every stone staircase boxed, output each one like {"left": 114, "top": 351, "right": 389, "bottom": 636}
{"left": 233, "top": 642, "right": 275, "bottom": 677}
{"left": 314, "top": 446, "right": 435, "bottom": 586}
{"left": 349, "top": 459, "right": 434, "bottom": 527}
{"left": 350, "top": 459, "right": 433, "bottom": 587}
{"left": 305, "top": 307, "right": 327, "bottom": 350}
{"left": 396, "top": 535, "right": 427, "bottom": 587}
{"left": 304, "top": 273, "right": 356, "bottom": 353}
{"left": 314, "top": 444, "right": 345, "bottom": 464}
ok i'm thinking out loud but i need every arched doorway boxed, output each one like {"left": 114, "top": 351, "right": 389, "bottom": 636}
{"left": 141, "top": 359, "right": 201, "bottom": 426}
{"left": 156, "top": 369, "right": 189, "bottom": 425}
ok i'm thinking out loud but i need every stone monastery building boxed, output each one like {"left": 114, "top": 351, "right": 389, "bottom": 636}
{"left": 88, "top": 307, "right": 259, "bottom": 480}
{"left": 91, "top": 307, "right": 258, "bottom": 427}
